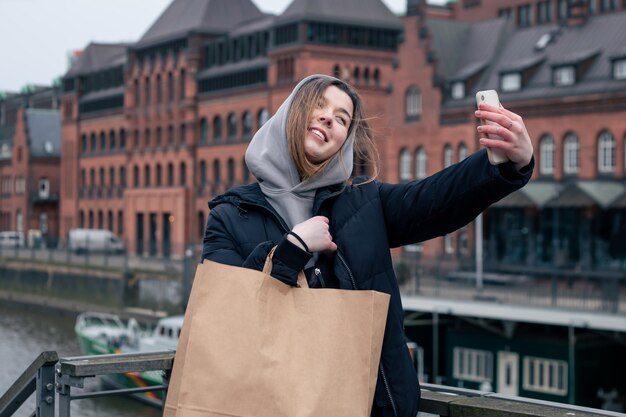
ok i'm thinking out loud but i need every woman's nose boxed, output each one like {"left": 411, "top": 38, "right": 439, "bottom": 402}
{"left": 318, "top": 113, "right": 333, "bottom": 126}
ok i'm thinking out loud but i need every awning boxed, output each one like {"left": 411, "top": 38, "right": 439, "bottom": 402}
{"left": 493, "top": 181, "right": 625, "bottom": 209}
{"left": 493, "top": 182, "right": 559, "bottom": 208}
{"left": 545, "top": 181, "right": 625, "bottom": 208}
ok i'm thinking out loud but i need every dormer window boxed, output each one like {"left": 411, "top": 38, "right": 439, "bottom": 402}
{"left": 554, "top": 66, "right": 575, "bottom": 86}
{"left": 501, "top": 72, "right": 522, "bottom": 92}
{"left": 451, "top": 81, "right": 465, "bottom": 99}
{"left": 613, "top": 59, "right": 626, "bottom": 80}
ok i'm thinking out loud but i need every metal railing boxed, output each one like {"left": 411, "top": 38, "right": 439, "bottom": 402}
{"left": 1, "top": 350, "right": 622, "bottom": 417}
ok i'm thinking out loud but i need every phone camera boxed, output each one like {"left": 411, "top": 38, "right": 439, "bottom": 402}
{"left": 480, "top": 95, "right": 485, "bottom": 101}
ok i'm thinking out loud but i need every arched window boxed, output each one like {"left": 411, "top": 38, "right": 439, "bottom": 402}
{"left": 167, "top": 163, "right": 174, "bottom": 186}
{"left": 90, "top": 133, "right": 96, "bottom": 151}
{"left": 200, "top": 118, "right": 208, "bottom": 144}
{"left": 156, "top": 74, "right": 162, "bottom": 103}
{"left": 133, "top": 130, "right": 139, "bottom": 148}
{"left": 258, "top": 108, "right": 269, "bottom": 128}
{"left": 109, "top": 131, "right": 116, "bottom": 150}
{"left": 167, "top": 72, "right": 174, "bottom": 102}
{"left": 98, "top": 210, "right": 104, "bottom": 229}
{"left": 180, "top": 123, "right": 186, "bottom": 144}
{"left": 227, "top": 112, "right": 237, "bottom": 141}
{"left": 416, "top": 147, "right": 427, "bottom": 179}
{"left": 179, "top": 162, "right": 187, "bottom": 185}
{"left": 179, "top": 69, "right": 186, "bottom": 100}
{"left": 213, "top": 159, "right": 222, "bottom": 184}
{"left": 100, "top": 131, "right": 106, "bottom": 151}
{"left": 443, "top": 144, "right": 453, "bottom": 168}
{"left": 118, "top": 211, "right": 124, "bottom": 236}
{"left": 119, "top": 129, "right": 126, "bottom": 150}
{"left": 363, "top": 67, "right": 370, "bottom": 84}
{"left": 563, "top": 132, "right": 580, "bottom": 175}
{"left": 198, "top": 211, "right": 206, "bottom": 240}
{"left": 81, "top": 134, "right": 87, "bottom": 153}
{"left": 213, "top": 115, "right": 223, "bottom": 143}
{"left": 120, "top": 166, "right": 126, "bottom": 188}
{"left": 90, "top": 168, "right": 95, "bottom": 187}
{"left": 144, "top": 165, "right": 151, "bottom": 187}
{"left": 88, "top": 210, "right": 94, "bottom": 228}
{"left": 406, "top": 86, "right": 422, "bottom": 119}
{"left": 458, "top": 142, "right": 468, "bottom": 161}
{"left": 399, "top": 148, "right": 411, "bottom": 182}
{"left": 199, "top": 160, "right": 207, "bottom": 185}
{"left": 144, "top": 128, "right": 151, "bottom": 148}
{"left": 109, "top": 167, "right": 115, "bottom": 187}
{"left": 167, "top": 125, "right": 174, "bottom": 146}
{"left": 332, "top": 64, "right": 340, "bottom": 78}
{"left": 353, "top": 67, "right": 360, "bottom": 83}
{"left": 242, "top": 111, "right": 252, "bottom": 137}
{"left": 539, "top": 134, "right": 555, "bottom": 175}
{"left": 156, "top": 163, "right": 162, "bottom": 186}
{"left": 108, "top": 210, "right": 114, "bottom": 232}
{"left": 133, "top": 165, "right": 139, "bottom": 187}
{"left": 598, "top": 130, "right": 615, "bottom": 173}
{"left": 227, "top": 158, "right": 236, "bottom": 185}
{"left": 80, "top": 169, "right": 86, "bottom": 188}
{"left": 156, "top": 127, "right": 162, "bottom": 147}
{"left": 99, "top": 167, "right": 105, "bottom": 186}
{"left": 243, "top": 157, "right": 250, "bottom": 184}
{"left": 145, "top": 76, "right": 151, "bottom": 105}
{"left": 373, "top": 68, "right": 380, "bottom": 86}
{"left": 79, "top": 210, "right": 85, "bottom": 228}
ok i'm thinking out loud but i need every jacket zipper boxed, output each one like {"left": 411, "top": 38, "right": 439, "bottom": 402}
{"left": 336, "top": 251, "right": 398, "bottom": 417}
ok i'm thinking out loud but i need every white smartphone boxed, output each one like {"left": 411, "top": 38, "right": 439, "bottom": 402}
{"left": 476, "top": 90, "right": 508, "bottom": 165}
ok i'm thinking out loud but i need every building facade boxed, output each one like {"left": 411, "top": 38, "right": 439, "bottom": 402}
{"left": 56, "top": 0, "right": 626, "bottom": 279}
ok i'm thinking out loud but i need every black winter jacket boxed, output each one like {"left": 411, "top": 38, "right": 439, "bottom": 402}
{"left": 202, "top": 149, "right": 533, "bottom": 417}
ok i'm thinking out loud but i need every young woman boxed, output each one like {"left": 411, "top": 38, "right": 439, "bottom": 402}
{"left": 202, "top": 74, "right": 534, "bottom": 417}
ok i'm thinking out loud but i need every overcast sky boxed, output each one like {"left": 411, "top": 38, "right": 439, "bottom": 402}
{"left": 0, "top": 0, "right": 446, "bottom": 93}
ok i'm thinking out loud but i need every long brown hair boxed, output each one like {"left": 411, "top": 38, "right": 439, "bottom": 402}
{"left": 285, "top": 77, "right": 379, "bottom": 182}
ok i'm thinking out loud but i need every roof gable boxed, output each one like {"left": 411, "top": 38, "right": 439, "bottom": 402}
{"left": 66, "top": 43, "right": 128, "bottom": 77}
{"left": 137, "top": 0, "right": 265, "bottom": 47}
{"left": 277, "top": 0, "right": 402, "bottom": 29}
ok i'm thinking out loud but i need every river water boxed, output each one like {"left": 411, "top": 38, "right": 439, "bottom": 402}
{"left": 0, "top": 304, "right": 161, "bottom": 417}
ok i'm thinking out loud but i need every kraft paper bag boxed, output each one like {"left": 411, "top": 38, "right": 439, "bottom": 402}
{"left": 164, "top": 252, "right": 389, "bottom": 417}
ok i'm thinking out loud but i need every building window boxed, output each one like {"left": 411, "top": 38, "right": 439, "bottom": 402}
{"left": 563, "top": 132, "right": 580, "bottom": 175}
{"left": 587, "top": 0, "right": 596, "bottom": 14}
{"left": 444, "top": 234, "right": 454, "bottom": 254}
{"left": 199, "top": 160, "right": 207, "bottom": 185}
{"left": 120, "top": 166, "right": 126, "bottom": 188}
{"left": 501, "top": 73, "right": 522, "bottom": 92}
{"left": 242, "top": 111, "right": 252, "bottom": 138}
{"left": 179, "top": 69, "right": 186, "bottom": 100}
{"left": 558, "top": 0, "right": 569, "bottom": 20}
{"left": 451, "top": 81, "right": 465, "bottom": 99}
{"left": 228, "top": 112, "right": 237, "bottom": 141}
{"left": 81, "top": 135, "right": 87, "bottom": 153}
{"left": 227, "top": 158, "right": 236, "bottom": 186}
{"left": 498, "top": 7, "right": 513, "bottom": 18}
{"left": 613, "top": 59, "right": 626, "bottom": 79}
{"left": 553, "top": 66, "right": 575, "bottom": 86}
{"left": 517, "top": 4, "right": 533, "bottom": 26}
{"left": 399, "top": 148, "right": 412, "bottom": 182}
{"left": 537, "top": 0, "right": 553, "bottom": 23}
{"left": 416, "top": 147, "right": 427, "bottom": 179}
{"left": 405, "top": 86, "right": 422, "bottom": 119}
{"left": 145, "top": 77, "right": 151, "bottom": 105}
{"left": 459, "top": 226, "right": 469, "bottom": 256}
{"left": 119, "top": 129, "right": 126, "bottom": 149}
{"left": 258, "top": 108, "right": 269, "bottom": 128}
{"left": 156, "top": 127, "right": 162, "bottom": 147}
{"left": 133, "top": 165, "right": 139, "bottom": 187}
{"left": 167, "top": 72, "right": 174, "bottom": 102}
{"left": 444, "top": 144, "right": 454, "bottom": 168}
{"left": 458, "top": 143, "right": 468, "bottom": 161}
{"left": 156, "top": 74, "right": 162, "bottom": 103}
{"left": 167, "top": 163, "right": 174, "bottom": 186}
{"left": 600, "top": 0, "right": 617, "bottom": 11}
{"left": 37, "top": 178, "right": 49, "bottom": 199}
{"left": 213, "top": 159, "right": 222, "bottom": 184}
{"left": 156, "top": 164, "right": 162, "bottom": 186}
{"left": 200, "top": 118, "right": 208, "bottom": 144}
{"left": 118, "top": 211, "right": 124, "bottom": 236}
{"left": 179, "top": 162, "right": 187, "bottom": 186}
{"left": 523, "top": 357, "right": 567, "bottom": 396}
{"left": 539, "top": 134, "right": 555, "bottom": 175}
{"left": 598, "top": 130, "right": 615, "bottom": 173}
{"left": 213, "top": 116, "right": 223, "bottom": 143}
{"left": 167, "top": 125, "right": 174, "bottom": 146}
{"left": 453, "top": 348, "right": 493, "bottom": 382}
{"left": 100, "top": 132, "right": 106, "bottom": 152}
{"left": 144, "top": 165, "right": 151, "bottom": 187}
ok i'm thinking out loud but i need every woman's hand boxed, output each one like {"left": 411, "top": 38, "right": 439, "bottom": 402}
{"left": 290, "top": 216, "right": 337, "bottom": 253}
{"left": 475, "top": 102, "right": 534, "bottom": 171}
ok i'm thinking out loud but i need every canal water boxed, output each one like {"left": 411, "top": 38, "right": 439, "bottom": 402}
{"left": 0, "top": 305, "right": 161, "bottom": 417}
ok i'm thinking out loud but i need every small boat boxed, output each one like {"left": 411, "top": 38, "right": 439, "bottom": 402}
{"left": 74, "top": 312, "right": 183, "bottom": 406}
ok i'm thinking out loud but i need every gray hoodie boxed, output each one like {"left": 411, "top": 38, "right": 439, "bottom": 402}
{"left": 244, "top": 74, "right": 355, "bottom": 230}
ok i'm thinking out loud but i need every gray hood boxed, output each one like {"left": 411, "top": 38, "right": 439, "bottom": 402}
{"left": 245, "top": 74, "right": 355, "bottom": 230}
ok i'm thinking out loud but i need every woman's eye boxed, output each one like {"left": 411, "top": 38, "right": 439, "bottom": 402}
{"left": 336, "top": 116, "right": 346, "bottom": 126}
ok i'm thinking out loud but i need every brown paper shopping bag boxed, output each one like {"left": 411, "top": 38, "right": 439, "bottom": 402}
{"left": 164, "top": 252, "right": 389, "bottom": 417}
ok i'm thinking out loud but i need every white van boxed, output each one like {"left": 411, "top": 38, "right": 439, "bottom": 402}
{"left": 68, "top": 229, "right": 125, "bottom": 254}
{"left": 0, "top": 231, "right": 24, "bottom": 248}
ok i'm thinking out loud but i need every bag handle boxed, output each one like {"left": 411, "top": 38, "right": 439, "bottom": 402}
{"left": 263, "top": 247, "right": 309, "bottom": 288}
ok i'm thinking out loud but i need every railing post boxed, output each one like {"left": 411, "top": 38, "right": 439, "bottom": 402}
{"left": 36, "top": 363, "right": 55, "bottom": 417}
{"left": 55, "top": 363, "right": 84, "bottom": 417}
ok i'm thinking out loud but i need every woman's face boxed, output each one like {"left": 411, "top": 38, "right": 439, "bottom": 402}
{"left": 304, "top": 85, "right": 354, "bottom": 164}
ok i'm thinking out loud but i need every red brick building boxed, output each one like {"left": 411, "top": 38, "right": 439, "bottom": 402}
{"left": 58, "top": 0, "right": 626, "bottom": 277}
{"left": 0, "top": 107, "right": 62, "bottom": 245}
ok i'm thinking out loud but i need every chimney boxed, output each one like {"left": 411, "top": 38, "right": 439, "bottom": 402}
{"left": 567, "top": 1, "right": 589, "bottom": 27}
